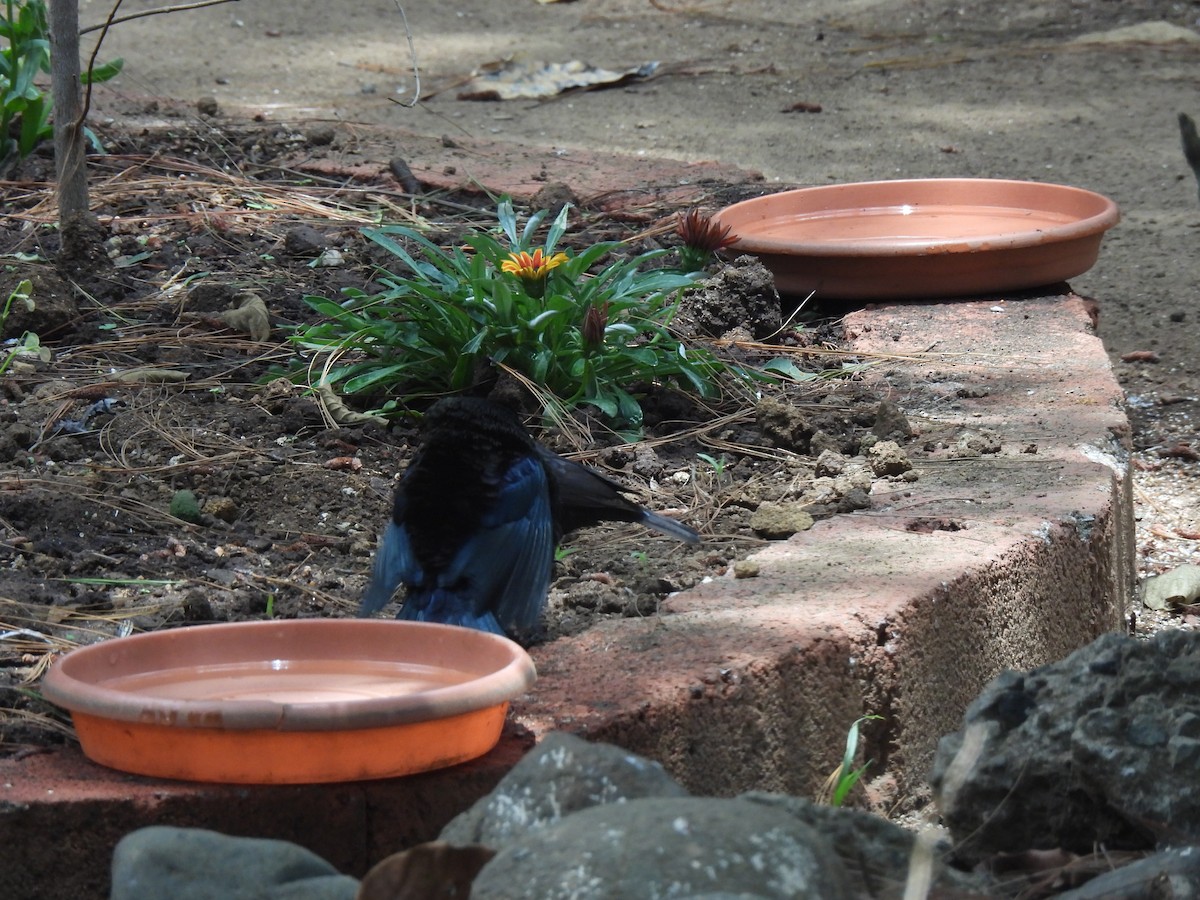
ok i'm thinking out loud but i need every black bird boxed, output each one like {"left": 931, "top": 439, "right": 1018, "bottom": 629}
{"left": 361, "top": 397, "right": 699, "bottom": 638}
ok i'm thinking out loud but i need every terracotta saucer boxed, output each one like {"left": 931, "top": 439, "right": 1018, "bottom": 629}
{"left": 41, "top": 619, "right": 536, "bottom": 784}
{"left": 713, "top": 178, "right": 1120, "bottom": 300}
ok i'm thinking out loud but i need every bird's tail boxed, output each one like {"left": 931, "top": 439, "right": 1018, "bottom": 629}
{"left": 398, "top": 589, "right": 506, "bottom": 636}
{"left": 360, "top": 522, "right": 410, "bottom": 617}
{"left": 640, "top": 509, "right": 700, "bottom": 544}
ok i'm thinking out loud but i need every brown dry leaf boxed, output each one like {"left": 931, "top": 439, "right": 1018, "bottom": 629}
{"left": 220, "top": 291, "right": 271, "bottom": 342}
{"left": 458, "top": 59, "right": 658, "bottom": 100}
{"left": 113, "top": 367, "right": 190, "bottom": 384}
{"left": 1142, "top": 564, "right": 1200, "bottom": 610}
{"left": 1120, "top": 349, "right": 1161, "bottom": 362}
{"left": 357, "top": 842, "right": 495, "bottom": 900}
{"left": 1160, "top": 443, "right": 1200, "bottom": 461}
{"left": 324, "top": 456, "right": 363, "bottom": 472}
{"left": 314, "top": 382, "right": 389, "bottom": 427}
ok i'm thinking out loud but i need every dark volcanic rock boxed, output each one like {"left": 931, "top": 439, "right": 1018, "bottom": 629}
{"left": 931, "top": 629, "right": 1200, "bottom": 864}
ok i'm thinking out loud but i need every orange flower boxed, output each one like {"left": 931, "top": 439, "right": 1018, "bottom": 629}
{"left": 500, "top": 248, "right": 568, "bottom": 280}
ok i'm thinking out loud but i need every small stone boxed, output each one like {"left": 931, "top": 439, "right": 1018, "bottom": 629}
{"left": 283, "top": 225, "right": 330, "bottom": 257}
{"left": 631, "top": 445, "right": 662, "bottom": 478}
{"left": 182, "top": 591, "right": 215, "bottom": 622}
{"left": 756, "top": 398, "right": 814, "bottom": 452}
{"left": 312, "top": 248, "right": 345, "bottom": 267}
{"left": 305, "top": 124, "right": 336, "bottom": 146}
{"left": 871, "top": 398, "right": 912, "bottom": 440}
{"left": 956, "top": 429, "right": 1002, "bottom": 456}
{"left": 733, "top": 560, "right": 760, "bottom": 578}
{"left": 530, "top": 182, "right": 578, "bottom": 217}
{"left": 196, "top": 96, "right": 219, "bottom": 116}
{"left": 815, "top": 448, "right": 848, "bottom": 476}
{"left": 750, "top": 502, "right": 815, "bottom": 538}
{"left": 202, "top": 496, "right": 238, "bottom": 523}
{"left": 867, "top": 440, "right": 912, "bottom": 476}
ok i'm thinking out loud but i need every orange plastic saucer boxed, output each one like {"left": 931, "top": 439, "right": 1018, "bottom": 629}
{"left": 40, "top": 619, "right": 536, "bottom": 784}
{"left": 713, "top": 178, "right": 1119, "bottom": 300}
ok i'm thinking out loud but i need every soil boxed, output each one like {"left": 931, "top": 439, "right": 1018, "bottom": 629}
{"left": 3, "top": 0, "right": 1200, "bottom": 755}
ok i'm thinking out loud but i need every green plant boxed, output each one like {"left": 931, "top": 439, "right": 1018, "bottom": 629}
{"left": 696, "top": 451, "right": 728, "bottom": 476}
{"left": 824, "top": 714, "right": 884, "bottom": 807}
{"left": 0, "top": 277, "right": 48, "bottom": 375}
{"left": 0, "top": 0, "right": 122, "bottom": 167}
{"left": 0, "top": 0, "right": 51, "bottom": 165}
{"left": 291, "top": 199, "right": 740, "bottom": 429}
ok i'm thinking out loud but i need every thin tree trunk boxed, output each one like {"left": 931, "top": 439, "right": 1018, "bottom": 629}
{"left": 47, "top": 0, "right": 95, "bottom": 260}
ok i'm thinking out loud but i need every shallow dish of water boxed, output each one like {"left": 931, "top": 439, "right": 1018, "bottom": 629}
{"left": 41, "top": 619, "right": 536, "bottom": 783}
{"left": 712, "top": 179, "right": 1119, "bottom": 300}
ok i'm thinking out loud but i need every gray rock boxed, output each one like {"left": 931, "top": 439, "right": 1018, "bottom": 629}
{"left": 283, "top": 225, "right": 331, "bottom": 257}
{"left": 111, "top": 826, "right": 359, "bottom": 900}
{"left": 741, "top": 793, "right": 995, "bottom": 898}
{"left": 871, "top": 399, "right": 912, "bottom": 441}
{"left": 1054, "top": 846, "right": 1200, "bottom": 899}
{"left": 931, "top": 629, "right": 1200, "bottom": 864}
{"left": 813, "top": 449, "right": 848, "bottom": 477}
{"left": 439, "top": 731, "right": 688, "bottom": 847}
{"left": 469, "top": 796, "right": 850, "bottom": 900}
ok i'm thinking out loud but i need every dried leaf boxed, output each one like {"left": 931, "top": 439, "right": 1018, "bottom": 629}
{"left": 113, "top": 368, "right": 190, "bottom": 384}
{"left": 220, "top": 291, "right": 271, "bottom": 342}
{"left": 458, "top": 59, "right": 659, "bottom": 101}
{"left": 1142, "top": 564, "right": 1200, "bottom": 610}
{"left": 314, "top": 382, "right": 389, "bottom": 427}
{"left": 357, "top": 842, "right": 495, "bottom": 900}
{"left": 1119, "top": 350, "right": 1160, "bottom": 363}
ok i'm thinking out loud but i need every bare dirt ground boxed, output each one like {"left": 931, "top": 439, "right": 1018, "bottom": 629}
{"left": 2, "top": 0, "right": 1199, "bottom": 755}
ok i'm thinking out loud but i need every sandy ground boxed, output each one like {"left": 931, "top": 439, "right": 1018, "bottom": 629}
{"left": 81, "top": 0, "right": 1200, "bottom": 584}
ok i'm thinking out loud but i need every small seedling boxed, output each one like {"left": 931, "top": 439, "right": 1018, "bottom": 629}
{"left": 696, "top": 452, "right": 728, "bottom": 476}
{"left": 824, "top": 714, "right": 884, "bottom": 807}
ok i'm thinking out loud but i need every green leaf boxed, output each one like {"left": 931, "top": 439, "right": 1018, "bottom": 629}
{"left": 342, "top": 363, "right": 412, "bottom": 393}
{"left": 82, "top": 58, "right": 123, "bottom": 84}
{"left": 16, "top": 92, "right": 48, "bottom": 155}
{"left": 760, "top": 358, "right": 814, "bottom": 381}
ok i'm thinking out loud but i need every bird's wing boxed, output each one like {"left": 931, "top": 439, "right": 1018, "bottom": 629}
{"left": 538, "top": 448, "right": 699, "bottom": 543}
{"left": 443, "top": 454, "right": 556, "bottom": 635}
{"left": 360, "top": 520, "right": 419, "bottom": 615}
